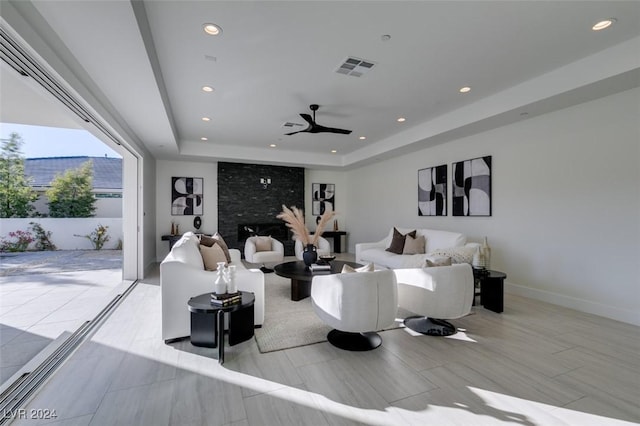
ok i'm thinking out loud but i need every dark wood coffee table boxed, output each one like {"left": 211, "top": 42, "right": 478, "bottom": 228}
{"left": 274, "top": 260, "right": 362, "bottom": 301}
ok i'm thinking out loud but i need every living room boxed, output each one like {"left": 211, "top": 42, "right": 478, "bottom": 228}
{"left": 1, "top": 1, "right": 639, "bottom": 424}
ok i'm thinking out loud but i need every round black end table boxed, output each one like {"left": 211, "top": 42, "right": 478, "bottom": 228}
{"left": 187, "top": 291, "right": 255, "bottom": 364}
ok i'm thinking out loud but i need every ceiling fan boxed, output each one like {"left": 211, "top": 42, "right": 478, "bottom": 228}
{"left": 285, "top": 104, "right": 352, "bottom": 135}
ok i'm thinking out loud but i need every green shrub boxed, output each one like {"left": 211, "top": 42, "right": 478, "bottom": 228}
{"left": 75, "top": 224, "right": 110, "bottom": 250}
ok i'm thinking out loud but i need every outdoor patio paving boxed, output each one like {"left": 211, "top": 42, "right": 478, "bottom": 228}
{"left": 0, "top": 250, "right": 126, "bottom": 385}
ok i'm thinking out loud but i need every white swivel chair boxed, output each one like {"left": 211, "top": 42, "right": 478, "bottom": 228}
{"left": 244, "top": 236, "right": 284, "bottom": 273}
{"left": 311, "top": 269, "right": 398, "bottom": 351}
{"left": 394, "top": 263, "right": 474, "bottom": 336}
{"left": 294, "top": 236, "right": 331, "bottom": 260}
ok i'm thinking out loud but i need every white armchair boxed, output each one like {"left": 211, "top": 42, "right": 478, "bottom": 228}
{"left": 394, "top": 263, "right": 474, "bottom": 336}
{"left": 294, "top": 236, "right": 331, "bottom": 260}
{"left": 311, "top": 269, "right": 398, "bottom": 351}
{"left": 244, "top": 236, "right": 285, "bottom": 273}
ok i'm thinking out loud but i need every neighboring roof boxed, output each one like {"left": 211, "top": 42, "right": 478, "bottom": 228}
{"left": 24, "top": 156, "right": 122, "bottom": 189}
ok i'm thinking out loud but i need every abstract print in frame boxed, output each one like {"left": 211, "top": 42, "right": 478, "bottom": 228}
{"left": 418, "top": 164, "right": 447, "bottom": 216}
{"left": 171, "top": 177, "right": 203, "bottom": 215}
{"left": 452, "top": 156, "right": 491, "bottom": 216}
{"left": 312, "top": 183, "right": 335, "bottom": 221}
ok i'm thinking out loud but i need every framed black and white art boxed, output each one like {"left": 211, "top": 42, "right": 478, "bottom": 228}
{"left": 452, "top": 156, "right": 492, "bottom": 216}
{"left": 312, "top": 183, "right": 335, "bottom": 217}
{"left": 171, "top": 177, "right": 203, "bottom": 215}
{"left": 418, "top": 164, "right": 447, "bottom": 216}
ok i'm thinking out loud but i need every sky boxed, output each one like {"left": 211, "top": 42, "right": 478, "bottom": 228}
{"left": 0, "top": 122, "right": 121, "bottom": 159}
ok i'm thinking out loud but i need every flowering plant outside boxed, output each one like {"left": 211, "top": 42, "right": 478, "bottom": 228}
{"left": 0, "top": 230, "right": 34, "bottom": 252}
{"left": 74, "top": 224, "right": 110, "bottom": 250}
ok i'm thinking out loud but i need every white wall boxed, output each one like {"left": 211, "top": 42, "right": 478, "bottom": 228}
{"left": 155, "top": 160, "right": 217, "bottom": 261}
{"left": 0, "top": 218, "right": 122, "bottom": 250}
{"left": 346, "top": 88, "right": 640, "bottom": 325}
{"left": 305, "top": 169, "right": 348, "bottom": 251}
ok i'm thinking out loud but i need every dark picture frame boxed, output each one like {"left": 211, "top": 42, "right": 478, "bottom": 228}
{"left": 312, "top": 183, "right": 335, "bottom": 217}
{"left": 418, "top": 164, "right": 447, "bottom": 216}
{"left": 171, "top": 177, "right": 203, "bottom": 215}
{"left": 452, "top": 156, "right": 492, "bottom": 216}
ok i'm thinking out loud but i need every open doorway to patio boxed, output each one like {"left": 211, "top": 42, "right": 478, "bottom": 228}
{"left": 0, "top": 49, "right": 139, "bottom": 387}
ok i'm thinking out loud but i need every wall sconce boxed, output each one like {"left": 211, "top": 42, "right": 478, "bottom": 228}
{"left": 260, "top": 177, "right": 271, "bottom": 189}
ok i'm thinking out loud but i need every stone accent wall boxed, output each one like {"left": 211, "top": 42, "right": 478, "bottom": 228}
{"left": 218, "top": 162, "right": 304, "bottom": 254}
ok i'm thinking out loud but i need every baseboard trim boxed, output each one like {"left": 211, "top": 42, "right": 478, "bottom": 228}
{"left": 505, "top": 281, "right": 639, "bottom": 326}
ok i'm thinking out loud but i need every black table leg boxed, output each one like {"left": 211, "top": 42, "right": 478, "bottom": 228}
{"left": 217, "top": 310, "right": 224, "bottom": 364}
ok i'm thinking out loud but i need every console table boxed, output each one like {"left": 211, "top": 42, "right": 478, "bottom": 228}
{"left": 315, "top": 231, "right": 347, "bottom": 253}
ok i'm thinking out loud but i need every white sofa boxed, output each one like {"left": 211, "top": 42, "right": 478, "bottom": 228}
{"left": 356, "top": 227, "right": 478, "bottom": 269}
{"left": 160, "top": 232, "right": 265, "bottom": 342}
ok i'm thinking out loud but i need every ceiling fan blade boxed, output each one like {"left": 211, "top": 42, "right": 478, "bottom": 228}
{"left": 316, "top": 125, "right": 352, "bottom": 134}
{"left": 299, "top": 113, "right": 314, "bottom": 125}
{"left": 284, "top": 129, "right": 307, "bottom": 136}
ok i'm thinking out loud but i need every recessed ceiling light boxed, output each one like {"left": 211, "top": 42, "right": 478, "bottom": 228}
{"left": 269, "top": 144, "right": 277, "bottom": 148}
{"left": 331, "top": 150, "right": 337, "bottom": 153}
{"left": 202, "top": 117, "right": 211, "bottom": 122}
{"left": 592, "top": 18, "right": 616, "bottom": 31}
{"left": 459, "top": 86, "right": 471, "bottom": 93}
{"left": 203, "top": 23, "right": 222, "bottom": 36}
{"left": 397, "top": 117, "right": 406, "bottom": 122}
{"left": 202, "top": 86, "right": 214, "bottom": 92}
{"left": 201, "top": 137, "right": 208, "bottom": 141}
{"left": 359, "top": 136, "right": 366, "bottom": 140}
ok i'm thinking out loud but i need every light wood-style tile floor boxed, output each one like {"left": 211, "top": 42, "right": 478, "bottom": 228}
{"left": 11, "top": 263, "right": 640, "bottom": 425}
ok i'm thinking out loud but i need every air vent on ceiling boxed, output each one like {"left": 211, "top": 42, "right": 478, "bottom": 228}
{"left": 335, "top": 57, "right": 375, "bottom": 77}
{"left": 282, "top": 122, "right": 304, "bottom": 128}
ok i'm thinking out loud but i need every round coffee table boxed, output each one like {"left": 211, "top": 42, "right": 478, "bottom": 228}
{"left": 274, "top": 260, "right": 363, "bottom": 301}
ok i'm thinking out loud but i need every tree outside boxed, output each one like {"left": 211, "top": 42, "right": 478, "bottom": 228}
{"left": 46, "top": 160, "right": 97, "bottom": 217}
{"left": 0, "top": 132, "right": 38, "bottom": 218}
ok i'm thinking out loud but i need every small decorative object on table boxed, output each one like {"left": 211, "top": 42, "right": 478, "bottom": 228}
{"left": 472, "top": 246, "right": 486, "bottom": 270}
{"left": 225, "top": 265, "right": 237, "bottom": 293}
{"left": 210, "top": 291, "right": 241, "bottom": 306}
{"left": 302, "top": 244, "right": 318, "bottom": 267}
{"left": 482, "top": 236, "right": 491, "bottom": 269}
{"left": 214, "top": 262, "right": 227, "bottom": 294}
{"left": 319, "top": 254, "right": 336, "bottom": 262}
{"left": 277, "top": 204, "right": 336, "bottom": 267}
{"left": 309, "top": 262, "right": 331, "bottom": 272}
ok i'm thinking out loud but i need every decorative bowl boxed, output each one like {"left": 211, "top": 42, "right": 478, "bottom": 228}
{"left": 319, "top": 255, "right": 336, "bottom": 262}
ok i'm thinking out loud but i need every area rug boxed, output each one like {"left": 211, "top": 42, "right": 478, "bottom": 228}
{"left": 254, "top": 272, "right": 409, "bottom": 353}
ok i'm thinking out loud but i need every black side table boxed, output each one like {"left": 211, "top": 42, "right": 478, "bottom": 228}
{"left": 473, "top": 269, "right": 506, "bottom": 313}
{"left": 187, "top": 291, "right": 255, "bottom": 364}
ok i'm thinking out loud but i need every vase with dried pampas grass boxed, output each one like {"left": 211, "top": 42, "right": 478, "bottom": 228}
{"left": 277, "top": 204, "right": 335, "bottom": 246}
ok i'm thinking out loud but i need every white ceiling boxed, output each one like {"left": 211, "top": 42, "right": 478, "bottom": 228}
{"left": 3, "top": 1, "right": 640, "bottom": 168}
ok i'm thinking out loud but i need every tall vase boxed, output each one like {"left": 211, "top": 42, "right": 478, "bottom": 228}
{"left": 302, "top": 244, "right": 318, "bottom": 267}
{"left": 214, "top": 262, "right": 227, "bottom": 294}
{"left": 482, "top": 237, "right": 491, "bottom": 269}
{"left": 225, "top": 265, "right": 237, "bottom": 294}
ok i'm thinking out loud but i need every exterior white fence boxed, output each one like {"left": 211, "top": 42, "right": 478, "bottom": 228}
{"left": 0, "top": 218, "right": 123, "bottom": 250}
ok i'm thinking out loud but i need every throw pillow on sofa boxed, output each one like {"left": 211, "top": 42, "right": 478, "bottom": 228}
{"left": 255, "top": 236, "right": 272, "bottom": 252}
{"left": 425, "top": 256, "right": 452, "bottom": 267}
{"left": 199, "top": 244, "right": 228, "bottom": 270}
{"left": 386, "top": 227, "right": 417, "bottom": 254}
{"left": 403, "top": 235, "right": 426, "bottom": 255}
{"left": 427, "top": 246, "right": 476, "bottom": 264}
{"left": 199, "top": 233, "right": 232, "bottom": 263}
{"left": 342, "top": 263, "right": 375, "bottom": 273}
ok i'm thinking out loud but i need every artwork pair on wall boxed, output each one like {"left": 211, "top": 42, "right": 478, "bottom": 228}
{"left": 171, "top": 177, "right": 203, "bottom": 215}
{"left": 418, "top": 156, "right": 492, "bottom": 217}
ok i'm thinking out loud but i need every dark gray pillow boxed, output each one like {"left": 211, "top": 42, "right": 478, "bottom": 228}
{"left": 385, "top": 227, "right": 416, "bottom": 255}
